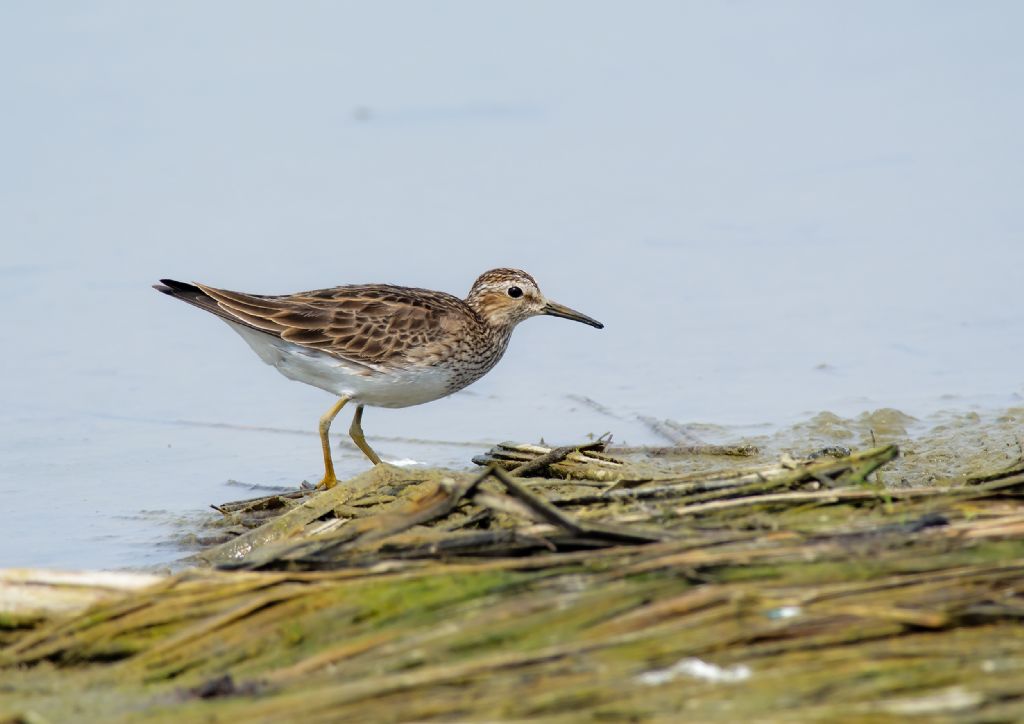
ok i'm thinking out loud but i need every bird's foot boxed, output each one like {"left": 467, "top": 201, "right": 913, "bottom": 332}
{"left": 316, "top": 473, "right": 339, "bottom": 490}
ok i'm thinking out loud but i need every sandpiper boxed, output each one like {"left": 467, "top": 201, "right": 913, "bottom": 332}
{"left": 154, "top": 269, "right": 603, "bottom": 488}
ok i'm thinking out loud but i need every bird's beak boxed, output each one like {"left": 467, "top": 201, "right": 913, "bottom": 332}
{"left": 541, "top": 300, "right": 604, "bottom": 329}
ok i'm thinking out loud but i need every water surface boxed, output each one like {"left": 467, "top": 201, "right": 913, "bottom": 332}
{"left": 1, "top": 2, "right": 1022, "bottom": 568}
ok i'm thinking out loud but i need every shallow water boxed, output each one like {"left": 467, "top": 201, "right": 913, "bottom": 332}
{"left": 2, "top": 2, "right": 1023, "bottom": 569}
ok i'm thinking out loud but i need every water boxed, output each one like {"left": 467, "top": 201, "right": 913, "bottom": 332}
{"left": 2, "top": 2, "right": 1023, "bottom": 569}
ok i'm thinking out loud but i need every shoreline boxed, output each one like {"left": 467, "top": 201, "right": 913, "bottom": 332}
{"left": 4, "top": 436, "right": 1024, "bottom": 720}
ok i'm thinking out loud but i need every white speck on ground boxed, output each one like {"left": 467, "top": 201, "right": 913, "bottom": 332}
{"left": 638, "top": 658, "right": 752, "bottom": 686}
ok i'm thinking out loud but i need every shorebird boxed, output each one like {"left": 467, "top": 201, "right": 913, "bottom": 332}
{"left": 154, "top": 269, "right": 603, "bottom": 488}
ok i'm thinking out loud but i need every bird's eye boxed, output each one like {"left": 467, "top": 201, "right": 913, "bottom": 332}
{"left": 507, "top": 286, "right": 523, "bottom": 298}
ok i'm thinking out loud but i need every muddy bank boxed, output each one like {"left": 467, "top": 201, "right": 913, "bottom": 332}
{"left": 3, "top": 424, "right": 1024, "bottom": 721}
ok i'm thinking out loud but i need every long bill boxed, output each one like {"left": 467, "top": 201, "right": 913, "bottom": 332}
{"left": 541, "top": 300, "right": 604, "bottom": 329}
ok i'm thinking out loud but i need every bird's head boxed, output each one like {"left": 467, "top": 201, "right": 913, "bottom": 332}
{"left": 466, "top": 268, "right": 604, "bottom": 331}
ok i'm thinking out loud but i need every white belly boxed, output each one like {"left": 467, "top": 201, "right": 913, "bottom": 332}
{"left": 225, "top": 322, "right": 456, "bottom": 408}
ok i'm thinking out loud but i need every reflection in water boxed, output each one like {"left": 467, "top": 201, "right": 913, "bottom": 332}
{"left": 1, "top": 3, "right": 1022, "bottom": 568}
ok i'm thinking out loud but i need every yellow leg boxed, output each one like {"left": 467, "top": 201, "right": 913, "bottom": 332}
{"left": 316, "top": 396, "right": 350, "bottom": 489}
{"left": 349, "top": 404, "right": 382, "bottom": 465}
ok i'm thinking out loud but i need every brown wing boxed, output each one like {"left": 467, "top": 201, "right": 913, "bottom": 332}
{"left": 169, "top": 281, "right": 471, "bottom": 368}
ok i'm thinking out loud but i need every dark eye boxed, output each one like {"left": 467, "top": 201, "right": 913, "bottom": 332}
{"left": 507, "top": 286, "right": 523, "bottom": 298}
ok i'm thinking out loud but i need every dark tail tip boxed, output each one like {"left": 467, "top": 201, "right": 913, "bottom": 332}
{"left": 154, "top": 278, "right": 201, "bottom": 296}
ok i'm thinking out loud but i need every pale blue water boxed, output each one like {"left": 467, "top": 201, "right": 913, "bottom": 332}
{"left": 1, "top": 2, "right": 1023, "bottom": 568}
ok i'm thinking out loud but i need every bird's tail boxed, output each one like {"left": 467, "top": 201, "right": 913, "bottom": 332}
{"left": 153, "top": 278, "right": 226, "bottom": 318}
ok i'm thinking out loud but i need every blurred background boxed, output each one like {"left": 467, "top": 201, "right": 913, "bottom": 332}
{"left": 2, "top": 1, "right": 1022, "bottom": 568}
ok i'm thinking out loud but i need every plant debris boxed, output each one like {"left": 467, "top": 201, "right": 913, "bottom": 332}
{"left": 3, "top": 439, "right": 1024, "bottom": 721}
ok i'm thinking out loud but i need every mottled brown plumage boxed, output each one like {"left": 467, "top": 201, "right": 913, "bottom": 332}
{"left": 154, "top": 268, "right": 603, "bottom": 487}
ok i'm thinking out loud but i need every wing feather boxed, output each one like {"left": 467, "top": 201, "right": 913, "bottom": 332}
{"left": 180, "top": 282, "right": 473, "bottom": 368}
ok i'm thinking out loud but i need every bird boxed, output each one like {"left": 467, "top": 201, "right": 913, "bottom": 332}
{"left": 154, "top": 269, "right": 603, "bottom": 488}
